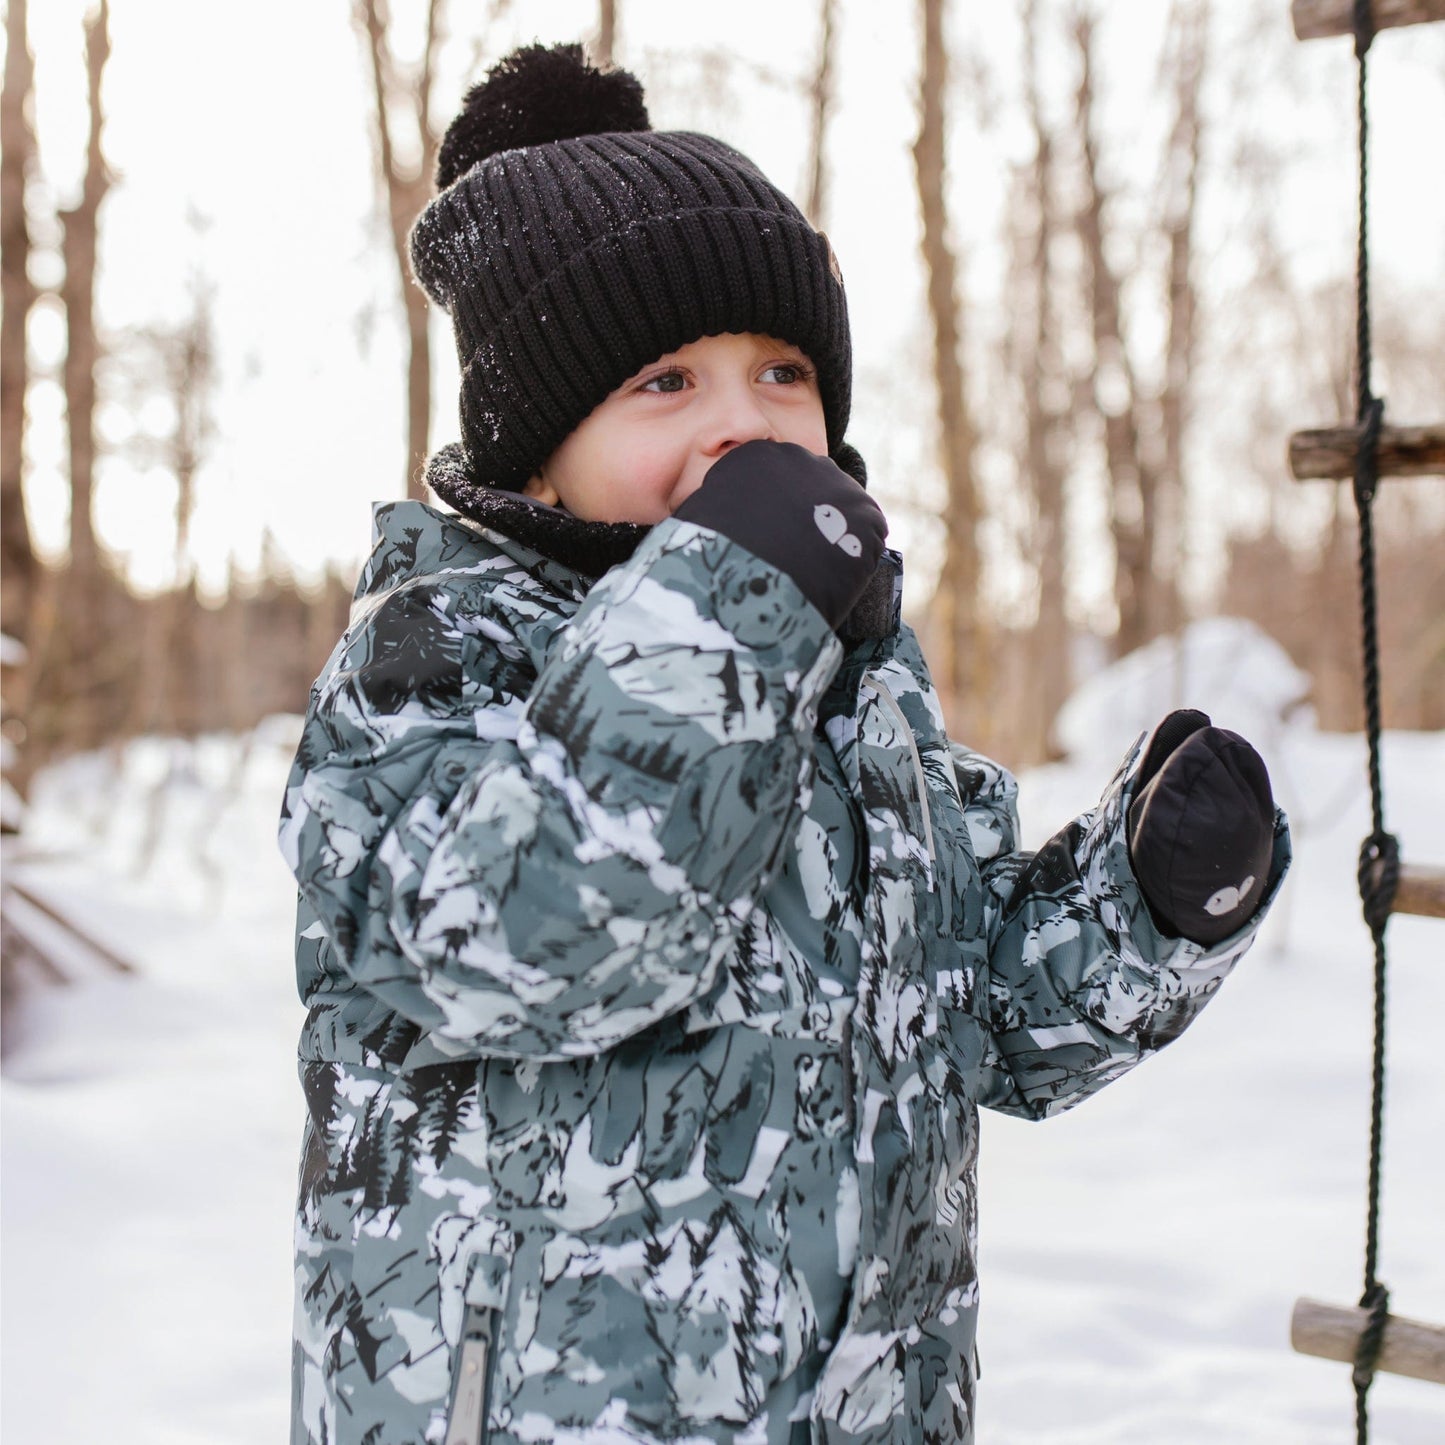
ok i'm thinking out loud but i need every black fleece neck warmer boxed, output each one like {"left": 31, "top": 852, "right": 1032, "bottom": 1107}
{"left": 425, "top": 443, "right": 897, "bottom": 643}
{"left": 426, "top": 443, "right": 648, "bottom": 579}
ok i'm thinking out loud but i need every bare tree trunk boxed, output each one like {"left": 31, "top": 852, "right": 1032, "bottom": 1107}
{"left": 914, "top": 0, "right": 988, "bottom": 744}
{"left": 1019, "top": 0, "right": 1071, "bottom": 761}
{"left": 1311, "top": 486, "right": 1357, "bottom": 727}
{"left": 1154, "top": 0, "right": 1208, "bottom": 643}
{"left": 357, "top": 0, "right": 445, "bottom": 501}
{"left": 219, "top": 559, "right": 250, "bottom": 733}
{"left": 123, "top": 284, "right": 215, "bottom": 739}
{"left": 47, "top": 0, "right": 114, "bottom": 755}
{"left": 803, "top": 0, "right": 837, "bottom": 228}
{"left": 1070, "top": 3, "right": 1158, "bottom": 658}
{"left": 59, "top": 0, "right": 110, "bottom": 591}
{"left": 592, "top": 0, "right": 618, "bottom": 68}
{"left": 155, "top": 283, "right": 215, "bottom": 575}
{"left": 1, "top": 0, "right": 37, "bottom": 654}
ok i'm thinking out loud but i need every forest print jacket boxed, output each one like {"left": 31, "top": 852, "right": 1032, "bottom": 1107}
{"left": 280, "top": 494, "right": 1290, "bottom": 1445}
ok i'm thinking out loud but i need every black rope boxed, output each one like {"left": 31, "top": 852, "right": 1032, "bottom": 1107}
{"left": 1347, "top": 5, "right": 1396, "bottom": 1441}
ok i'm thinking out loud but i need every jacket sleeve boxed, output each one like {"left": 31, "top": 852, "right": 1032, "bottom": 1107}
{"left": 950, "top": 734, "right": 1291, "bottom": 1120}
{"left": 279, "top": 519, "right": 842, "bottom": 1062}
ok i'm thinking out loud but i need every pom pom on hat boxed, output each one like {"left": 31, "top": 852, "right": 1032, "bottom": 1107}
{"left": 436, "top": 43, "right": 649, "bottom": 189}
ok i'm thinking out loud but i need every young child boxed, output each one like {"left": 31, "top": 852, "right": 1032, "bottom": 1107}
{"left": 280, "top": 43, "right": 1290, "bottom": 1445}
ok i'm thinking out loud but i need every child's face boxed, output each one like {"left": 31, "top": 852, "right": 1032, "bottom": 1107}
{"left": 523, "top": 332, "right": 828, "bottom": 524}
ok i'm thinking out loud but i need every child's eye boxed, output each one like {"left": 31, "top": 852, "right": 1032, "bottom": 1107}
{"left": 639, "top": 370, "right": 688, "bottom": 394}
{"left": 762, "top": 362, "right": 813, "bottom": 385}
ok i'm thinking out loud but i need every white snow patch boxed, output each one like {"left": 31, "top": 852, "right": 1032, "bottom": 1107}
{"left": 1054, "top": 616, "right": 1312, "bottom": 771}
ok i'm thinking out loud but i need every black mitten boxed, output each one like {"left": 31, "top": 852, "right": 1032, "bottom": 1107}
{"left": 1127, "top": 709, "right": 1276, "bottom": 945}
{"left": 673, "top": 439, "right": 888, "bottom": 630}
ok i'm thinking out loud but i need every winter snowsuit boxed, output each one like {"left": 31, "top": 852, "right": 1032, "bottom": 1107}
{"left": 281, "top": 490, "right": 1290, "bottom": 1445}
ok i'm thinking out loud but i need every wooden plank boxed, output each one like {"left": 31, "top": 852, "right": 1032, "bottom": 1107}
{"left": 1292, "top": 1297, "right": 1445, "bottom": 1384}
{"left": 2, "top": 880, "right": 136, "bottom": 975}
{"left": 1289, "top": 423, "right": 1445, "bottom": 480}
{"left": 1395, "top": 865, "right": 1445, "bottom": 919}
{"left": 1292, "top": 0, "right": 1445, "bottom": 40}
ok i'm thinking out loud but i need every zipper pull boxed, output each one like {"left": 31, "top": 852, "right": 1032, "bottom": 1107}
{"left": 446, "top": 1305, "right": 497, "bottom": 1445}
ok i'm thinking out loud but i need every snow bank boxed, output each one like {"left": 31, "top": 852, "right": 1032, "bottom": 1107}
{"left": 1055, "top": 616, "right": 1314, "bottom": 768}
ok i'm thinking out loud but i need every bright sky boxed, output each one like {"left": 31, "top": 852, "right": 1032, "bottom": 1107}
{"left": 17, "top": 0, "right": 1445, "bottom": 617}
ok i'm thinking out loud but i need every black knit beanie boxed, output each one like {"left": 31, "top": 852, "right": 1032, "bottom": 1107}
{"left": 409, "top": 43, "right": 855, "bottom": 493}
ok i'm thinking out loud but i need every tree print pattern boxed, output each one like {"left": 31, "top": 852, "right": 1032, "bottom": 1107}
{"left": 281, "top": 498, "right": 1291, "bottom": 1445}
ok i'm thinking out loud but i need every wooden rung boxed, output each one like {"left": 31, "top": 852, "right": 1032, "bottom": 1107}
{"left": 1289, "top": 424, "right": 1445, "bottom": 481}
{"left": 1293, "top": 0, "right": 1445, "bottom": 40}
{"left": 1292, "top": 1297, "right": 1445, "bottom": 1384}
{"left": 1395, "top": 865, "right": 1445, "bottom": 919}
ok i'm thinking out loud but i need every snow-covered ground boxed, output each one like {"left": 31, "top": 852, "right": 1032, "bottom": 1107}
{"left": 3, "top": 627, "right": 1443, "bottom": 1444}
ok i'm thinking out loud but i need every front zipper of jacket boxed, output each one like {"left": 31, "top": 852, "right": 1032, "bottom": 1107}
{"left": 860, "top": 671, "right": 937, "bottom": 891}
{"left": 445, "top": 1304, "right": 500, "bottom": 1445}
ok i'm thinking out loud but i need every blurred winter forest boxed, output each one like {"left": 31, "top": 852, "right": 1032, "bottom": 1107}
{"left": 2, "top": 0, "right": 1442, "bottom": 801}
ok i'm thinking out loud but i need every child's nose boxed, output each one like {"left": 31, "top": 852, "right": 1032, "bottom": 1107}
{"left": 700, "top": 383, "right": 776, "bottom": 456}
